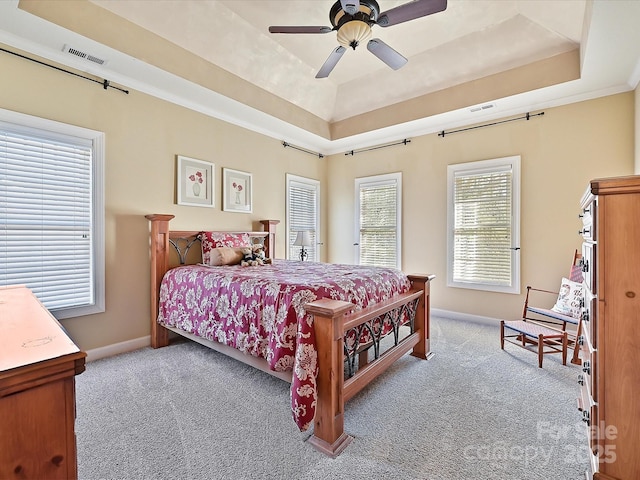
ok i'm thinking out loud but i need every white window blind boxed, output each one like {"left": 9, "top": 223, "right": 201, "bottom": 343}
{"left": 447, "top": 156, "right": 520, "bottom": 293}
{"left": 286, "top": 174, "right": 319, "bottom": 261}
{"left": 355, "top": 173, "right": 401, "bottom": 269}
{"left": 0, "top": 112, "right": 105, "bottom": 317}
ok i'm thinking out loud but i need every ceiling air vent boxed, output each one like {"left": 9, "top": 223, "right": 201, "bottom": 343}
{"left": 62, "top": 44, "right": 108, "bottom": 66}
{"left": 470, "top": 103, "right": 495, "bottom": 113}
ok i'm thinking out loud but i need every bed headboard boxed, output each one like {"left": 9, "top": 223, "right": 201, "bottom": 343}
{"left": 145, "top": 214, "right": 279, "bottom": 347}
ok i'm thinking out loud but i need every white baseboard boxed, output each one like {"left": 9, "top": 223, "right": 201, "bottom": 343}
{"left": 85, "top": 335, "right": 150, "bottom": 362}
{"left": 84, "top": 310, "right": 497, "bottom": 362}
{"left": 431, "top": 308, "right": 501, "bottom": 326}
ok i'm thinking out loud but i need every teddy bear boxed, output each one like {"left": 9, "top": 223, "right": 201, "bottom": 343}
{"left": 251, "top": 243, "right": 272, "bottom": 265}
{"left": 240, "top": 246, "right": 258, "bottom": 267}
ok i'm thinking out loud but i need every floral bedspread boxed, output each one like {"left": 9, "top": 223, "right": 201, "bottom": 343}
{"left": 158, "top": 259, "right": 410, "bottom": 431}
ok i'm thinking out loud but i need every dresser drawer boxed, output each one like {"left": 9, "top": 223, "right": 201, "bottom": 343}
{"left": 577, "top": 390, "right": 598, "bottom": 444}
{"left": 580, "top": 290, "right": 597, "bottom": 349}
{"left": 577, "top": 346, "right": 596, "bottom": 401}
{"left": 577, "top": 393, "right": 599, "bottom": 475}
{"left": 579, "top": 198, "right": 596, "bottom": 241}
{"left": 579, "top": 355, "right": 597, "bottom": 402}
{"left": 577, "top": 371, "right": 593, "bottom": 407}
{"left": 581, "top": 242, "right": 596, "bottom": 294}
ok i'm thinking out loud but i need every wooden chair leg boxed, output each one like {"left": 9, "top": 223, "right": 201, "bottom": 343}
{"left": 500, "top": 321, "right": 505, "bottom": 349}
{"left": 562, "top": 332, "right": 568, "bottom": 365}
{"left": 537, "top": 334, "right": 544, "bottom": 368}
{"left": 571, "top": 319, "right": 583, "bottom": 365}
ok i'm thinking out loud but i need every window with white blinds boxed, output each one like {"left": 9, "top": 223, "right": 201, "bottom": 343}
{"left": 447, "top": 156, "right": 520, "bottom": 293}
{"left": 286, "top": 174, "right": 320, "bottom": 261}
{"left": 0, "top": 110, "right": 105, "bottom": 318}
{"left": 355, "top": 172, "right": 401, "bottom": 269}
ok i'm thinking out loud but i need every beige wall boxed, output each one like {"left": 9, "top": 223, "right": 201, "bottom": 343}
{"left": 326, "top": 93, "right": 635, "bottom": 319}
{"left": 1, "top": 45, "right": 636, "bottom": 351}
{"left": 0, "top": 48, "right": 327, "bottom": 351}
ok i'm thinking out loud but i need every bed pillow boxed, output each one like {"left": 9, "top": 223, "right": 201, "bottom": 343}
{"left": 207, "top": 247, "right": 244, "bottom": 266}
{"left": 551, "top": 277, "right": 583, "bottom": 318}
{"left": 201, "top": 232, "right": 251, "bottom": 265}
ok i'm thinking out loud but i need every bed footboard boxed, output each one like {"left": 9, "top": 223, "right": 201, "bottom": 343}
{"left": 304, "top": 273, "right": 435, "bottom": 457}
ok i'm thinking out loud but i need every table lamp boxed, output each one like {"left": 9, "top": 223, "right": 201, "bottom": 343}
{"left": 293, "top": 231, "right": 312, "bottom": 261}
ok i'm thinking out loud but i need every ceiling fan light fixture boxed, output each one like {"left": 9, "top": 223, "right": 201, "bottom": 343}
{"left": 337, "top": 20, "right": 372, "bottom": 50}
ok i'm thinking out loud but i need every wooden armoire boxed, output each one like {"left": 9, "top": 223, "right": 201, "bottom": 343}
{"left": 578, "top": 175, "right": 640, "bottom": 479}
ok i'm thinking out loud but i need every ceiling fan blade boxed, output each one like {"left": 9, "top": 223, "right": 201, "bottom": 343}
{"left": 367, "top": 39, "right": 407, "bottom": 70}
{"left": 269, "top": 26, "right": 333, "bottom": 34}
{"left": 340, "top": 0, "right": 359, "bottom": 16}
{"left": 377, "top": 0, "right": 447, "bottom": 27}
{"left": 315, "top": 46, "right": 346, "bottom": 78}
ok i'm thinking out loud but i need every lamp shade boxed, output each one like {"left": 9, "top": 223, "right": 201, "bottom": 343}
{"left": 337, "top": 20, "right": 372, "bottom": 49}
{"left": 293, "top": 231, "right": 313, "bottom": 247}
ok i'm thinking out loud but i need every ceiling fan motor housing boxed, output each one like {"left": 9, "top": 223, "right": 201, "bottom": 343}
{"left": 329, "top": 0, "right": 380, "bottom": 29}
{"left": 330, "top": 0, "right": 380, "bottom": 49}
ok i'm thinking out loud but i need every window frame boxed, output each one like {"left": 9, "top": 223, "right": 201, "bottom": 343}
{"left": 354, "top": 172, "right": 402, "bottom": 269}
{"left": 0, "top": 108, "right": 105, "bottom": 319}
{"left": 285, "top": 173, "right": 320, "bottom": 262}
{"left": 446, "top": 155, "right": 521, "bottom": 294}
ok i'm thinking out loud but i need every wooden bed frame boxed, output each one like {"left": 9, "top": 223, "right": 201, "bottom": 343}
{"left": 146, "top": 214, "right": 435, "bottom": 457}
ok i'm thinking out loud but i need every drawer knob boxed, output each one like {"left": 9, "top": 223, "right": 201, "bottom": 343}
{"left": 582, "top": 410, "right": 591, "bottom": 426}
{"left": 580, "top": 259, "right": 589, "bottom": 273}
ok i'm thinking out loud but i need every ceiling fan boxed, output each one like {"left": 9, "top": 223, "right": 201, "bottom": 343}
{"left": 268, "top": 0, "right": 447, "bottom": 78}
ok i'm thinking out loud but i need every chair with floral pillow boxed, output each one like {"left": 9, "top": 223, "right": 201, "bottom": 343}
{"left": 520, "top": 250, "right": 584, "bottom": 365}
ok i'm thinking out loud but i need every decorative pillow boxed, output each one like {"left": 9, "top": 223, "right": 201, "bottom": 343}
{"left": 201, "top": 232, "right": 250, "bottom": 265}
{"left": 551, "top": 277, "right": 584, "bottom": 318}
{"left": 207, "top": 247, "right": 244, "bottom": 266}
{"left": 569, "top": 264, "right": 584, "bottom": 283}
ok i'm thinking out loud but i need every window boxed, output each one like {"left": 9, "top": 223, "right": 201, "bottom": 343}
{"left": 447, "top": 156, "right": 520, "bottom": 293}
{"left": 286, "top": 174, "right": 320, "bottom": 261}
{"left": 0, "top": 109, "right": 105, "bottom": 318}
{"left": 355, "top": 172, "right": 401, "bottom": 269}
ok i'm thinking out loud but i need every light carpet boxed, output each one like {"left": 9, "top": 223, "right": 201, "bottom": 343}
{"left": 75, "top": 316, "right": 588, "bottom": 479}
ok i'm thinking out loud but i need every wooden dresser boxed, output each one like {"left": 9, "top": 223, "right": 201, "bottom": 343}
{"left": 0, "top": 285, "right": 86, "bottom": 479}
{"left": 578, "top": 175, "right": 640, "bottom": 479}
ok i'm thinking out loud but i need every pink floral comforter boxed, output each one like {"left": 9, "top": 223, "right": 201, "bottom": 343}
{"left": 158, "top": 259, "right": 410, "bottom": 431}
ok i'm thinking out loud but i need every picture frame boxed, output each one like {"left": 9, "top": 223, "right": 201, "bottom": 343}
{"left": 176, "top": 155, "right": 215, "bottom": 207}
{"left": 222, "top": 168, "right": 252, "bottom": 213}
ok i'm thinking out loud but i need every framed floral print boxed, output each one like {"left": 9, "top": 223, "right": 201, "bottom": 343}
{"left": 222, "top": 168, "right": 252, "bottom": 213}
{"left": 176, "top": 155, "right": 214, "bottom": 207}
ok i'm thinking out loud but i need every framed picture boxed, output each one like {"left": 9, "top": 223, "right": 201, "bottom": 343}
{"left": 222, "top": 168, "right": 252, "bottom": 213}
{"left": 176, "top": 155, "right": 215, "bottom": 207}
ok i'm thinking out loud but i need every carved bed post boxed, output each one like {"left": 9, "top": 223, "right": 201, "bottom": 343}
{"left": 145, "top": 214, "right": 174, "bottom": 348}
{"left": 304, "top": 298, "right": 354, "bottom": 457}
{"left": 259, "top": 220, "right": 279, "bottom": 259}
{"left": 407, "top": 274, "right": 436, "bottom": 360}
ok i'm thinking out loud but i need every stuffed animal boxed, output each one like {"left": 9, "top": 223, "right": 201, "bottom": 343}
{"left": 240, "top": 246, "right": 258, "bottom": 267}
{"left": 251, "top": 244, "right": 269, "bottom": 265}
